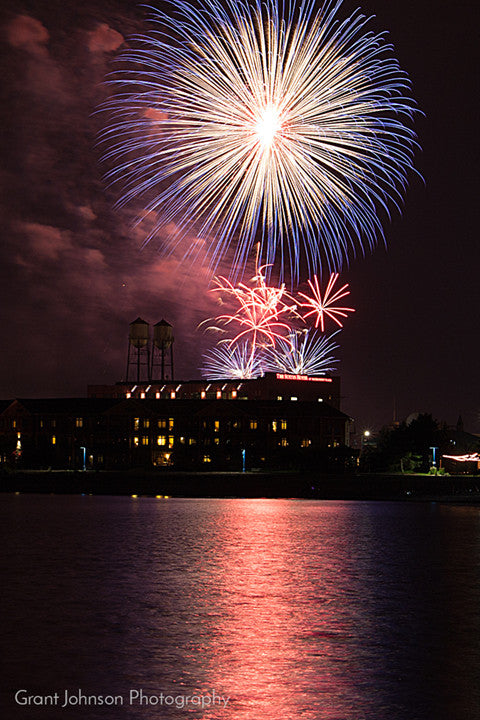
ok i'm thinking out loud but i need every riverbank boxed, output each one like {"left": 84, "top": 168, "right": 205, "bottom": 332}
{"left": 1, "top": 469, "right": 480, "bottom": 502}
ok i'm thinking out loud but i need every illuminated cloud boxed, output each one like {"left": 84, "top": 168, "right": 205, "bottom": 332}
{"left": 87, "top": 23, "right": 124, "bottom": 54}
{"left": 6, "top": 14, "right": 68, "bottom": 100}
{"left": 6, "top": 15, "right": 49, "bottom": 56}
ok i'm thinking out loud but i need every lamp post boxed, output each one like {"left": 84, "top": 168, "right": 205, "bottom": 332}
{"left": 361, "top": 430, "right": 371, "bottom": 450}
{"left": 80, "top": 446, "right": 86, "bottom": 472}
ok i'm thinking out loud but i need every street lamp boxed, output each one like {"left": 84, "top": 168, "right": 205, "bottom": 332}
{"left": 361, "top": 430, "right": 371, "bottom": 450}
{"left": 80, "top": 446, "right": 86, "bottom": 472}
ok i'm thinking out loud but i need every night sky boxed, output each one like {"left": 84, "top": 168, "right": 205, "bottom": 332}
{"left": 1, "top": 0, "right": 478, "bottom": 434}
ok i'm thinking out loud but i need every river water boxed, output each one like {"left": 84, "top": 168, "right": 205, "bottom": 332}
{"left": 1, "top": 495, "right": 479, "bottom": 719}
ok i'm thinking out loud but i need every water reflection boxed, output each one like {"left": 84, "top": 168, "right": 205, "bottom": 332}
{"left": 196, "top": 501, "right": 356, "bottom": 719}
{"left": 1, "top": 497, "right": 480, "bottom": 720}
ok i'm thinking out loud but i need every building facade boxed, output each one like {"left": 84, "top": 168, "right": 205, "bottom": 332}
{"left": 0, "top": 375, "right": 352, "bottom": 471}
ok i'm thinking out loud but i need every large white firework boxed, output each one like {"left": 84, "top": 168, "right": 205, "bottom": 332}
{"left": 101, "top": 0, "right": 419, "bottom": 279}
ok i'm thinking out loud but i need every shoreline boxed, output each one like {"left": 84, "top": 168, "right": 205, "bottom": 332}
{"left": 2, "top": 469, "right": 480, "bottom": 503}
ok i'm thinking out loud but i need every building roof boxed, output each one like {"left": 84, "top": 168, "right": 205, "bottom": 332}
{"left": 2, "top": 398, "right": 120, "bottom": 416}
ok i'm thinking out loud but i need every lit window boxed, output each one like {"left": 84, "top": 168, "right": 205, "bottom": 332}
{"left": 281, "top": 419, "right": 287, "bottom": 430}
{"left": 169, "top": 418, "right": 174, "bottom": 430}
{"left": 188, "top": 438, "right": 196, "bottom": 445}
{"left": 126, "top": 392, "right": 131, "bottom": 399}
{"left": 168, "top": 436, "right": 174, "bottom": 448}
{"left": 157, "top": 435, "right": 166, "bottom": 446}
{"left": 250, "top": 420, "right": 258, "bottom": 430}
{"left": 216, "top": 390, "right": 222, "bottom": 399}
{"left": 143, "top": 419, "right": 150, "bottom": 429}
{"left": 76, "top": 417, "right": 83, "bottom": 428}
{"left": 40, "top": 420, "right": 44, "bottom": 428}
{"left": 12, "top": 420, "right": 16, "bottom": 429}
{"left": 142, "top": 436, "right": 149, "bottom": 446}
{"left": 133, "top": 436, "right": 139, "bottom": 446}
{"left": 290, "top": 396, "right": 298, "bottom": 401}
{"left": 170, "top": 391, "right": 176, "bottom": 399}
{"left": 301, "top": 438, "right": 312, "bottom": 448}
{"left": 140, "top": 392, "right": 145, "bottom": 399}
{"left": 231, "top": 390, "right": 237, "bottom": 398}
{"left": 51, "top": 435, "right": 56, "bottom": 445}
{"left": 233, "top": 421, "right": 240, "bottom": 429}
{"left": 214, "top": 420, "right": 220, "bottom": 432}
{"left": 281, "top": 438, "right": 288, "bottom": 447}
{"left": 179, "top": 436, "right": 185, "bottom": 444}
{"left": 277, "top": 396, "right": 283, "bottom": 401}
{"left": 214, "top": 437, "right": 220, "bottom": 445}
{"left": 203, "top": 455, "right": 211, "bottom": 463}
{"left": 155, "top": 392, "right": 160, "bottom": 399}
{"left": 158, "top": 419, "right": 167, "bottom": 429}
{"left": 317, "top": 398, "right": 323, "bottom": 402}
{"left": 201, "top": 391, "right": 206, "bottom": 399}
{"left": 134, "top": 418, "right": 140, "bottom": 430}
{"left": 272, "top": 420, "right": 278, "bottom": 432}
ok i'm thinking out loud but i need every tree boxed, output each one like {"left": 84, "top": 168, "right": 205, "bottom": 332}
{"left": 361, "top": 414, "right": 440, "bottom": 473}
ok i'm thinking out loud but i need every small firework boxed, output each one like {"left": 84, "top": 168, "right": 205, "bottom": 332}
{"left": 262, "top": 330, "right": 340, "bottom": 376}
{"left": 201, "top": 342, "right": 263, "bottom": 379}
{"left": 298, "top": 274, "right": 355, "bottom": 332}
{"left": 207, "top": 267, "right": 297, "bottom": 351}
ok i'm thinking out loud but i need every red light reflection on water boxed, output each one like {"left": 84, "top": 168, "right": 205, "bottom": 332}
{"left": 201, "top": 499, "right": 368, "bottom": 720}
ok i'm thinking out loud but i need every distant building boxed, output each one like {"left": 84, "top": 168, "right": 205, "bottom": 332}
{"left": 0, "top": 374, "right": 352, "bottom": 471}
{"left": 0, "top": 317, "right": 355, "bottom": 471}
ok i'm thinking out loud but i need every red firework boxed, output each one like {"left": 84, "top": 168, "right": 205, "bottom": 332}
{"left": 208, "top": 266, "right": 298, "bottom": 351}
{"left": 297, "top": 273, "right": 355, "bottom": 331}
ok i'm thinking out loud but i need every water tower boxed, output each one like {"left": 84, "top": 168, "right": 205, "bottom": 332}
{"left": 151, "top": 319, "right": 174, "bottom": 380}
{"left": 126, "top": 317, "right": 150, "bottom": 382}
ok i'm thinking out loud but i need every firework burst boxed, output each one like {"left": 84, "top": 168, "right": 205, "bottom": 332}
{"left": 298, "top": 273, "right": 355, "bottom": 331}
{"left": 262, "top": 329, "right": 340, "bottom": 376}
{"left": 101, "top": 0, "right": 420, "bottom": 279}
{"left": 206, "top": 268, "right": 298, "bottom": 351}
{"left": 201, "top": 342, "right": 263, "bottom": 379}
{"left": 201, "top": 269, "right": 353, "bottom": 379}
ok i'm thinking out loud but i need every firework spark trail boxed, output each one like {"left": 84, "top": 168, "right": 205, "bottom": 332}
{"left": 201, "top": 341, "right": 263, "bottom": 379}
{"left": 101, "top": 0, "right": 420, "bottom": 280}
{"left": 298, "top": 273, "right": 355, "bottom": 331}
{"left": 206, "top": 272, "right": 297, "bottom": 352}
{"left": 262, "top": 329, "right": 340, "bottom": 376}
